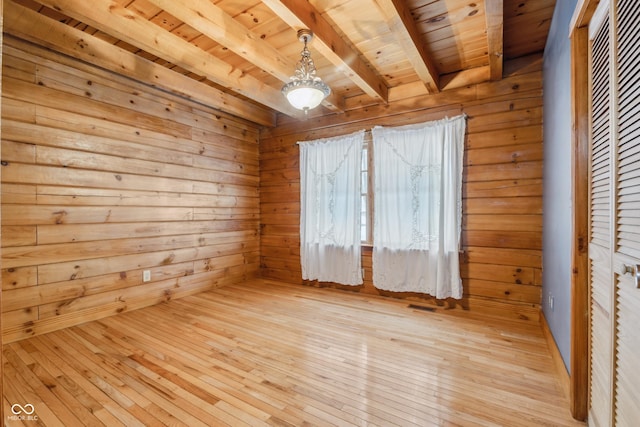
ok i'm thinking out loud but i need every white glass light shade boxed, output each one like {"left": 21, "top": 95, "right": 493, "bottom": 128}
{"left": 282, "top": 81, "right": 330, "bottom": 111}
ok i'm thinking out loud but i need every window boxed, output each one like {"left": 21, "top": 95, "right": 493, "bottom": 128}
{"left": 360, "top": 137, "right": 373, "bottom": 244}
{"left": 299, "top": 115, "right": 465, "bottom": 297}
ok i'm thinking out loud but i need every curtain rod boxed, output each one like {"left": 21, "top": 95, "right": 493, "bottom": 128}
{"left": 296, "top": 131, "right": 371, "bottom": 145}
{"left": 295, "top": 114, "right": 468, "bottom": 145}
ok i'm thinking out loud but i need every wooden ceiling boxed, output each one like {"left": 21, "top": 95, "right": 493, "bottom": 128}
{"left": 4, "top": 0, "right": 556, "bottom": 127}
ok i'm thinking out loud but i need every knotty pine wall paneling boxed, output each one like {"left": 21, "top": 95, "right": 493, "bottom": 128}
{"left": 0, "top": 0, "right": 4, "bottom": 417}
{"left": 1, "top": 37, "right": 260, "bottom": 343}
{"left": 260, "top": 56, "right": 544, "bottom": 321}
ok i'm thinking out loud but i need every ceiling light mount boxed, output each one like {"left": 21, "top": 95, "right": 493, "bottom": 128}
{"left": 282, "top": 29, "right": 331, "bottom": 116}
{"left": 296, "top": 28, "right": 313, "bottom": 44}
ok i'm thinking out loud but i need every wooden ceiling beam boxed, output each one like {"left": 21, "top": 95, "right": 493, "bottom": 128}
{"left": 31, "top": 0, "right": 301, "bottom": 118}
{"left": 485, "top": 0, "right": 504, "bottom": 81}
{"left": 4, "top": 0, "right": 276, "bottom": 126}
{"left": 145, "top": 0, "right": 342, "bottom": 112}
{"left": 263, "top": 0, "right": 389, "bottom": 104}
{"left": 150, "top": 0, "right": 292, "bottom": 82}
{"left": 374, "top": 0, "right": 440, "bottom": 93}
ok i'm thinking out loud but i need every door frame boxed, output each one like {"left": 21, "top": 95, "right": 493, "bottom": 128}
{"left": 569, "top": 0, "right": 600, "bottom": 421}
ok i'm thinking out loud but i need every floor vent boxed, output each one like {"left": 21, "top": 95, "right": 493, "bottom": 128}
{"left": 408, "top": 304, "right": 436, "bottom": 312}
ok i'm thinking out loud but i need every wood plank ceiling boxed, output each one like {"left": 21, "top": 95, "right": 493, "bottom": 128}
{"left": 4, "top": 0, "right": 556, "bottom": 127}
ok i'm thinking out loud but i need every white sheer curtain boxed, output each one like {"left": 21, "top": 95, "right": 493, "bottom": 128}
{"left": 299, "top": 130, "right": 364, "bottom": 285}
{"left": 371, "top": 115, "right": 466, "bottom": 299}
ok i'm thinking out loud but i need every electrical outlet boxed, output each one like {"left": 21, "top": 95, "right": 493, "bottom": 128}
{"left": 143, "top": 270, "right": 151, "bottom": 282}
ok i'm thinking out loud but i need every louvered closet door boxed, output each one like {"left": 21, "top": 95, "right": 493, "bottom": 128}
{"left": 612, "top": 0, "right": 640, "bottom": 424}
{"left": 588, "top": 2, "right": 613, "bottom": 425}
{"left": 588, "top": 0, "right": 640, "bottom": 425}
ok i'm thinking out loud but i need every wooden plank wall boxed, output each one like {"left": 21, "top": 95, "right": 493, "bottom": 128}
{"left": 0, "top": 0, "right": 4, "bottom": 418}
{"left": 1, "top": 37, "right": 261, "bottom": 343}
{"left": 260, "top": 56, "right": 544, "bottom": 321}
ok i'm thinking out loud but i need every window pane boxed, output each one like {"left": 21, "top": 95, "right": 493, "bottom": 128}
{"left": 361, "top": 195, "right": 367, "bottom": 241}
{"left": 362, "top": 146, "right": 368, "bottom": 170}
{"left": 361, "top": 141, "right": 370, "bottom": 243}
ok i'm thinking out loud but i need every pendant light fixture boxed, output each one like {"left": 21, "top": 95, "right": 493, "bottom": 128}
{"left": 282, "top": 29, "right": 331, "bottom": 116}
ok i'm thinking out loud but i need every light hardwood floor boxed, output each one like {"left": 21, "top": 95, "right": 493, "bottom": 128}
{"left": 3, "top": 280, "right": 584, "bottom": 426}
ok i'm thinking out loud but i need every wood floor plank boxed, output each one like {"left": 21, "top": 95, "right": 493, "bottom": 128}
{"left": 27, "top": 335, "right": 128, "bottom": 426}
{"left": 2, "top": 279, "right": 584, "bottom": 426}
